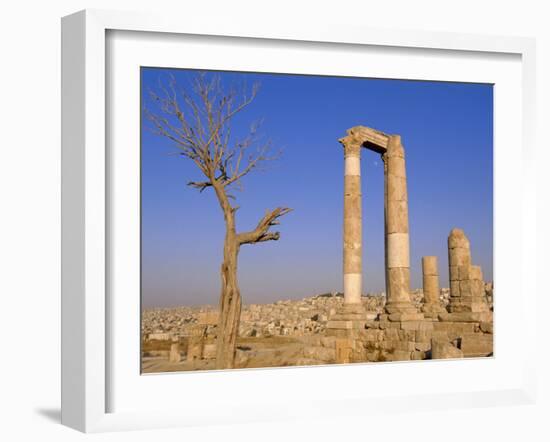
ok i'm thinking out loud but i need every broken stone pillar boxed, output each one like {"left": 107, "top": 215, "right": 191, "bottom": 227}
{"left": 169, "top": 337, "right": 181, "bottom": 363}
{"left": 383, "top": 135, "right": 420, "bottom": 319}
{"left": 421, "top": 256, "right": 445, "bottom": 318}
{"left": 341, "top": 134, "right": 363, "bottom": 305}
{"left": 446, "top": 228, "right": 490, "bottom": 319}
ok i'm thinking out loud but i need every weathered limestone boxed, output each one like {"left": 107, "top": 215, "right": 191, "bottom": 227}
{"left": 327, "top": 130, "right": 373, "bottom": 343}
{"left": 421, "top": 256, "right": 445, "bottom": 318}
{"left": 340, "top": 133, "right": 363, "bottom": 305}
{"left": 383, "top": 135, "right": 419, "bottom": 318}
{"left": 447, "top": 229, "right": 490, "bottom": 317}
{"left": 431, "top": 339, "right": 464, "bottom": 359}
{"left": 460, "top": 333, "right": 493, "bottom": 357}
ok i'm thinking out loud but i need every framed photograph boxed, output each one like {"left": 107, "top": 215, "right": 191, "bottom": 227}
{"left": 61, "top": 9, "right": 537, "bottom": 432}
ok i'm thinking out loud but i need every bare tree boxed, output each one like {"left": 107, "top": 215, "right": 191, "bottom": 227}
{"left": 145, "top": 72, "right": 291, "bottom": 369}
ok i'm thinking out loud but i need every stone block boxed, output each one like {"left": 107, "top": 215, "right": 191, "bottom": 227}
{"left": 401, "top": 321, "right": 424, "bottom": 330}
{"left": 431, "top": 330, "right": 451, "bottom": 341}
{"left": 472, "top": 280, "right": 485, "bottom": 298}
{"left": 303, "top": 346, "right": 336, "bottom": 362}
{"left": 431, "top": 339, "right": 464, "bottom": 360}
{"left": 411, "top": 350, "right": 426, "bottom": 360}
{"left": 326, "top": 328, "right": 351, "bottom": 338}
{"left": 388, "top": 312, "right": 424, "bottom": 322}
{"left": 433, "top": 322, "right": 475, "bottom": 334}
{"left": 458, "top": 265, "right": 472, "bottom": 280}
{"left": 365, "top": 320, "right": 380, "bottom": 329}
{"left": 363, "top": 329, "right": 383, "bottom": 342}
{"left": 439, "top": 311, "right": 492, "bottom": 323}
{"left": 415, "top": 342, "right": 431, "bottom": 352}
{"left": 449, "top": 248, "right": 471, "bottom": 267}
{"left": 415, "top": 330, "right": 432, "bottom": 343}
{"left": 326, "top": 320, "right": 353, "bottom": 330}
{"left": 384, "top": 328, "right": 400, "bottom": 341}
{"left": 459, "top": 280, "right": 473, "bottom": 297}
{"left": 379, "top": 320, "right": 401, "bottom": 330}
{"left": 422, "top": 303, "right": 445, "bottom": 317}
{"left": 460, "top": 333, "right": 493, "bottom": 357}
{"left": 480, "top": 322, "right": 493, "bottom": 334}
{"left": 402, "top": 329, "right": 416, "bottom": 341}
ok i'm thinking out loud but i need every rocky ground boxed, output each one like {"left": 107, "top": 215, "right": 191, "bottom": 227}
{"left": 141, "top": 286, "right": 493, "bottom": 373}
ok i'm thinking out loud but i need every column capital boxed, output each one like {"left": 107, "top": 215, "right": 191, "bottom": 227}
{"left": 339, "top": 133, "right": 363, "bottom": 157}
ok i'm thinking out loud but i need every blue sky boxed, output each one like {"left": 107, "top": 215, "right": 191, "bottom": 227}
{"left": 141, "top": 68, "right": 493, "bottom": 308}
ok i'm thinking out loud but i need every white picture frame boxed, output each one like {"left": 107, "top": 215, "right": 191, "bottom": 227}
{"left": 61, "top": 9, "right": 537, "bottom": 433}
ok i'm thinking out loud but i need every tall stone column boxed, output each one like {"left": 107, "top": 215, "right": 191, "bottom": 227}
{"left": 421, "top": 256, "right": 444, "bottom": 318}
{"left": 383, "top": 135, "right": 418, "bottom": 317}
{"left": 341, "top": 135, "right": 363, "bottom": 305}
{"left": 327, "top": 132, "right": 375, "bottom": 350}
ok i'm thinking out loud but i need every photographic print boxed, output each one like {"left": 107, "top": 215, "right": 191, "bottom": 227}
{"left": 140, "top": 68, "right": 493, "bottom": 373}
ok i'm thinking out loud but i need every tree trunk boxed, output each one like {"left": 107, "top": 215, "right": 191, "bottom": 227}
{"left": 215, "top": 226, "right": 242, "bottom": 369}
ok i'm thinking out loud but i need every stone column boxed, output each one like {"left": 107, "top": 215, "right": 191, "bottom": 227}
{"left": 340, "top": 135, "right": 363, "bottom": 305}
{"left": 421, "top": 256, "right": 444, "bottom": 318}
{"left": 383, "top": 135, "right": 418, "bottom": 317}
{"left": 447, "top": 228, "right": 490, "bottom": 316}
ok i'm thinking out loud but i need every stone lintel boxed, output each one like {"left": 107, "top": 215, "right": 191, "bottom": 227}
{"left": 340, "top": 125, "right": 390, "bottom": 154}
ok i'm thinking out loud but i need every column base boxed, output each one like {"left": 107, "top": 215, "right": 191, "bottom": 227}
{"left": 329, "top": 303, "right": 378, "bottom": 321}
{"left": 379, "top": 312, "right": 425, "bottom": 322}
{"left": 422, "top": 303, "right": 446, "bottom": 319}
{"left": 385, "top": 300, "right": 419, "bottom": 315}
